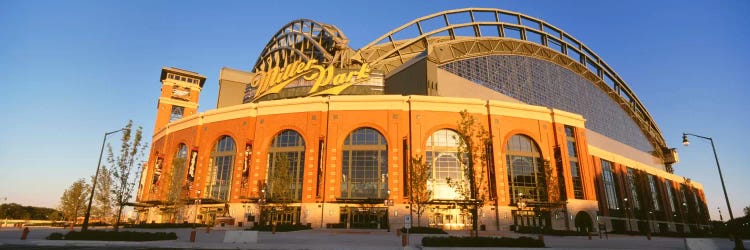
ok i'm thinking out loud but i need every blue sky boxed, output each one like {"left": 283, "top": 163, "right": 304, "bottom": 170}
{"left": 0, "top": 0, "right": 748, "bottom": 221}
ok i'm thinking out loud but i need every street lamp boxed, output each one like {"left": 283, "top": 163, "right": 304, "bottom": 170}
{"left": 682, "top": 133, "right": 744, "bottom": 250}
{"left": 681, "top": 133, "right": 735, "bottom": 221}
{"left": 623, "top": 198, "right": 631, "bottom": 232}
{"left": 82, "top": 128, "right": 127, "bottom": 231}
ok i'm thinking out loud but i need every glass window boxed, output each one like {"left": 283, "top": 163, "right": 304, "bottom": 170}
{"left": 341, "top": 128, "right": 387, "bottom": 199}
{"left": 648, "top": 175, "right": 661, "bottom": 211}
{"left": 601, "top": 160, "right": 619, "bottom": 211}
{"left": 664, "top": 179, "right": 676, "bottom": 212}
{"left": 626, "top": 168, "right": 640, "bottom": 209}
{"left": 170, "top": 106, "right": 184, "bottom": 122}
{"left": 425, "top": 129, "right": 465, "bottom": 200}
{"left": 506, "top": 135, "right": 547, "bottom": 203}
{"left": 207, "top": 136, "right": 235, "bottom": 201}
{"left": 267, "top": 130, "right": 305, "bottom": 201}
{"left": 565, "top": 126, "right": 584, "bottom": 199}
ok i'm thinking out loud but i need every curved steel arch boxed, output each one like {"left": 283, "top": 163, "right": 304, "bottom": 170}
{"left": 253, "top": 19, "right": 354, "bottom": 72}
{"left": 355, "top": 8, "right": 670, "bottom": 163}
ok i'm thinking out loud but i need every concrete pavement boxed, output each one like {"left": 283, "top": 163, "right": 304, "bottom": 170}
{"left": 0, "top": 226, "right": 746, "bottom": 249}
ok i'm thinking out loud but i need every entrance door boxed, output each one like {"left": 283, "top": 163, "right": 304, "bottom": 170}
{"left": 340, "top": 207, "right": 388, "bottom": 229}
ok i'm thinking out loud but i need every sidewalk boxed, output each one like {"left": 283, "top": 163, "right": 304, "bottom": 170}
{"left": 0, "top": 226, "right": 746, "bottom": 249}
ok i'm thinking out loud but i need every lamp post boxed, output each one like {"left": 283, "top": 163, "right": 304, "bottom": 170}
{"left": 718, "top": 207, "right": 723, "bottom": 222}
{"left": 623, "top": 198, "right": 631, "bottom": 232}
{"left": 82, "top": 128, "right": 127, "bottom": 231}
{"left": 682, "top": 133, "right": 745, "bottom": 250}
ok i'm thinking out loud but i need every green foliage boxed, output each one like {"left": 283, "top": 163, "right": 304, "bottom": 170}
{"left": 248, "top": 223, "right": 311, "bottom": 232}
{"left": 408, "top": 156, "right": 432, "bottom": 227}
{"left": 446, "top": 110, "right": 491, "bottom": 236}
{"left": 46, "top": 233, "right": 64, "bottom": 240}
{"left": 92, "top": 166, "right": 114, "bottom": 224}
{"left": 0, "top": 203, "right": 61, "bottom": 220}
{"left": 422, "top": 236, "right": 544, "bottom": 247}
{"left": 107, "top": 120, "right": 147, "bottom": 231}
{"left": 399, "top": 226, "right": 447, "bottom": 234}
{"left": 49, "top": 230, "right": 177, "bottom": 241}
{"left": 124, "top": 223, "right": 207, "bottom": 229}
{"left": 58, "top": 178, "right": 90, "bottom": 223}
{"left": 269, "top": 154, "right": 294, "bottom": 204}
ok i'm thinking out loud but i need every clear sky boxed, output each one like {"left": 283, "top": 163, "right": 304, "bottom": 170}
{"left": 0, "top": 0, "right": 748, "bottom": 221}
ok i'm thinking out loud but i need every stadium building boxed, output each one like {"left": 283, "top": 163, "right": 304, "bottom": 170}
{"left": 135, "top": 8, "right": 710, "bottom": 233}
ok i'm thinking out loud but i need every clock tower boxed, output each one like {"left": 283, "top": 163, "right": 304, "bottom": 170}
{"left": 154, "top": 67, "right": 205, "bottom": 132}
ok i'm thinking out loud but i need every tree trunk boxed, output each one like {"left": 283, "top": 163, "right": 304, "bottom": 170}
{"left": 472, "top": 206, "right": 479, "bottom": 237}
{"left": 114, "top": 206, "right": 124, "bottom": 231}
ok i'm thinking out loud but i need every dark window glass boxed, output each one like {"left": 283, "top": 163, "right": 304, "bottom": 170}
{"left": 601, "top": 160, "right": 619, "bottom": 210}
{"left": 268, "top": 130, "right": 306, "bottom": 201}
{"left": 208, "top": 136, "right": 235, "bottom": 201}
{"left": 565, "top": 126, "right": 584, "bottom": 199}
{"left": 506, "top": 135, "right": 547, "bottom": 203}
{"left": 626, "top": 168, "right": 640, "bottom": 209}
{"left": 341, "top": 128, "right": 387, "bottom": 199}
{"left": 170, "top": 106, "right": 184, "bottom": 122}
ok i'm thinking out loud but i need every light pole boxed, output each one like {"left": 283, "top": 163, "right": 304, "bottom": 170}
{"left": 718, "top": 207, "right": 723, "bottom": 222}
{"left": 683, "top": 132, "right": 744, "bottom": 250}
{"left": 623, "top": 198, "right": 631, "bottom": 232}
{"left": 82, "top": 128, "right": 127, "bottom": 231}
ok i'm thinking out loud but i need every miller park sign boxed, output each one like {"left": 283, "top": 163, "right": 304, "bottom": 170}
{"left": 247, "top": 59, "right": 383, "bottom": 102}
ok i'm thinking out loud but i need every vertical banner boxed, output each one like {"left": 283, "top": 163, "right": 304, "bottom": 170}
{"left": 241, "top": 141, "right": 252, "bottom": 187}
{"left": 187, "top": 148, "right": 198, "bottom": 182}
{"left": 150, "top": 156, "right": 163, "bottom": 193}
{"left": 137, "top": 163, "right": 148, "bottom": 200}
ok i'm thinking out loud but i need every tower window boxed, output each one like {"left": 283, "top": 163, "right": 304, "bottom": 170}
{"left": 170, "top": 106, "right": 184, "bottom": 122}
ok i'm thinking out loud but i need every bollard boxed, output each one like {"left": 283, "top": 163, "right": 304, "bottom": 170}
{"left": 401, "top": 233, "right": 407, "bottom": 247}
{"left": 588, "top": 232, "right": 592, "bottom": 240}
{"left": 20, "top": 227, "right": 30, "bottom": 240}
{"left": 272, "top": 224, "right": 276, "bottom": 234}
{"left": 206, "top": 226, "right": 211, "bottom": 233}
{"left": 190, "top": 230, "right": 196, "bottom": 242}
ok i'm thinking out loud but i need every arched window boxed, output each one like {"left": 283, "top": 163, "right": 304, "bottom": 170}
{"left": 207, "top": 136, "right": 235, "bottom": 201}
{"left": 425, "top": 129, "right": 465, "bottom": 200}
{"left": 169, "top": 144, "right": 189, "bottom": 193}
{"left": 267, "top": 130, "right": 305, "bottom": 201}
{"left": 341, "top": 128, "right": 388, "bottom": 199}
{"left": 506, "top": 134, "right": 547, "bottom": 203}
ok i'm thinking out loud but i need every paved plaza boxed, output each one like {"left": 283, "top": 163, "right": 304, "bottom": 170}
{"left": 0, "top": 226, "right": 746, "bottom": 249}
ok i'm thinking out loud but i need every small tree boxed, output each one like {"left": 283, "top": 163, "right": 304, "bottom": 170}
{"left": 108, "top": 120, "right": 147, "bottom": 231}
{"left": 744, "top": 205, "right": 750, "bottom": 216}
{"left": 409, "top": 155, "right": 433, "bottom": 227}
{"left": 163, "top": 156, "right": 188, "bottom": 223}
{"left": 267, "top": 154, "right": 294, "bottom": 225}
{"left": 447, "top": 110, "right": 491, "bottom": 237}
{"left": 59, "top": 178, "right": 90, "bottom": 225}
{"left": 91, "top": 166, "right": 114, "bottom": 224}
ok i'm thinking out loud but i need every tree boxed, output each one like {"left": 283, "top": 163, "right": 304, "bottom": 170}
{"left": 0, "top": 203, "right": 60, "bottom": 220}
{"left": 447, "top": 110, "right": 491, "bottom": 237}
{"left": 266, "top": 154, "right": 294, "bottom": 225}
{"left": 744, "top": 205, "right": 749, "bottom": 217}
{"left": 59, "top": 178, "right": 90, "bottom": 224}
{"left": 91, "top": 166, "right": 114, "bottom": 224}
{"left": 107, "top": 120, "right": 147, "bottom": 231}
{"left": 409, "top": 155, "right": 432, "bottom": 227}
{"left": 163, "top": 156, "right": 188, "bottom": 223}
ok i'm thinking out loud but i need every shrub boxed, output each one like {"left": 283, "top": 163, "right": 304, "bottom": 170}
{"left": 422, "top": 236, "right": 545, "bottom": 247}
{"left": 399, "top": 226, "right": 447, "bottom": 234}
{"left": 248, "top": 223, "right": 311, "bottom": 232}
{"left": 46, "top": 233, "right": 64, "bottom": 240}
{"left": 50, "top": 230, "right": 178, "bottom": 241}
{"left": 124, "top": 223, "right": 207, "bottom": 229}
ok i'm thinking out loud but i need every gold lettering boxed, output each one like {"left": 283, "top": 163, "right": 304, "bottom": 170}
{"left": 251, "top": 60, "right": 372, "bottom": 102}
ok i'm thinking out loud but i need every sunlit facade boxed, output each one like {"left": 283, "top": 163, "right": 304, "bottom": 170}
{"left": 136, "top": 8, "right": 709, "bottom": 233}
